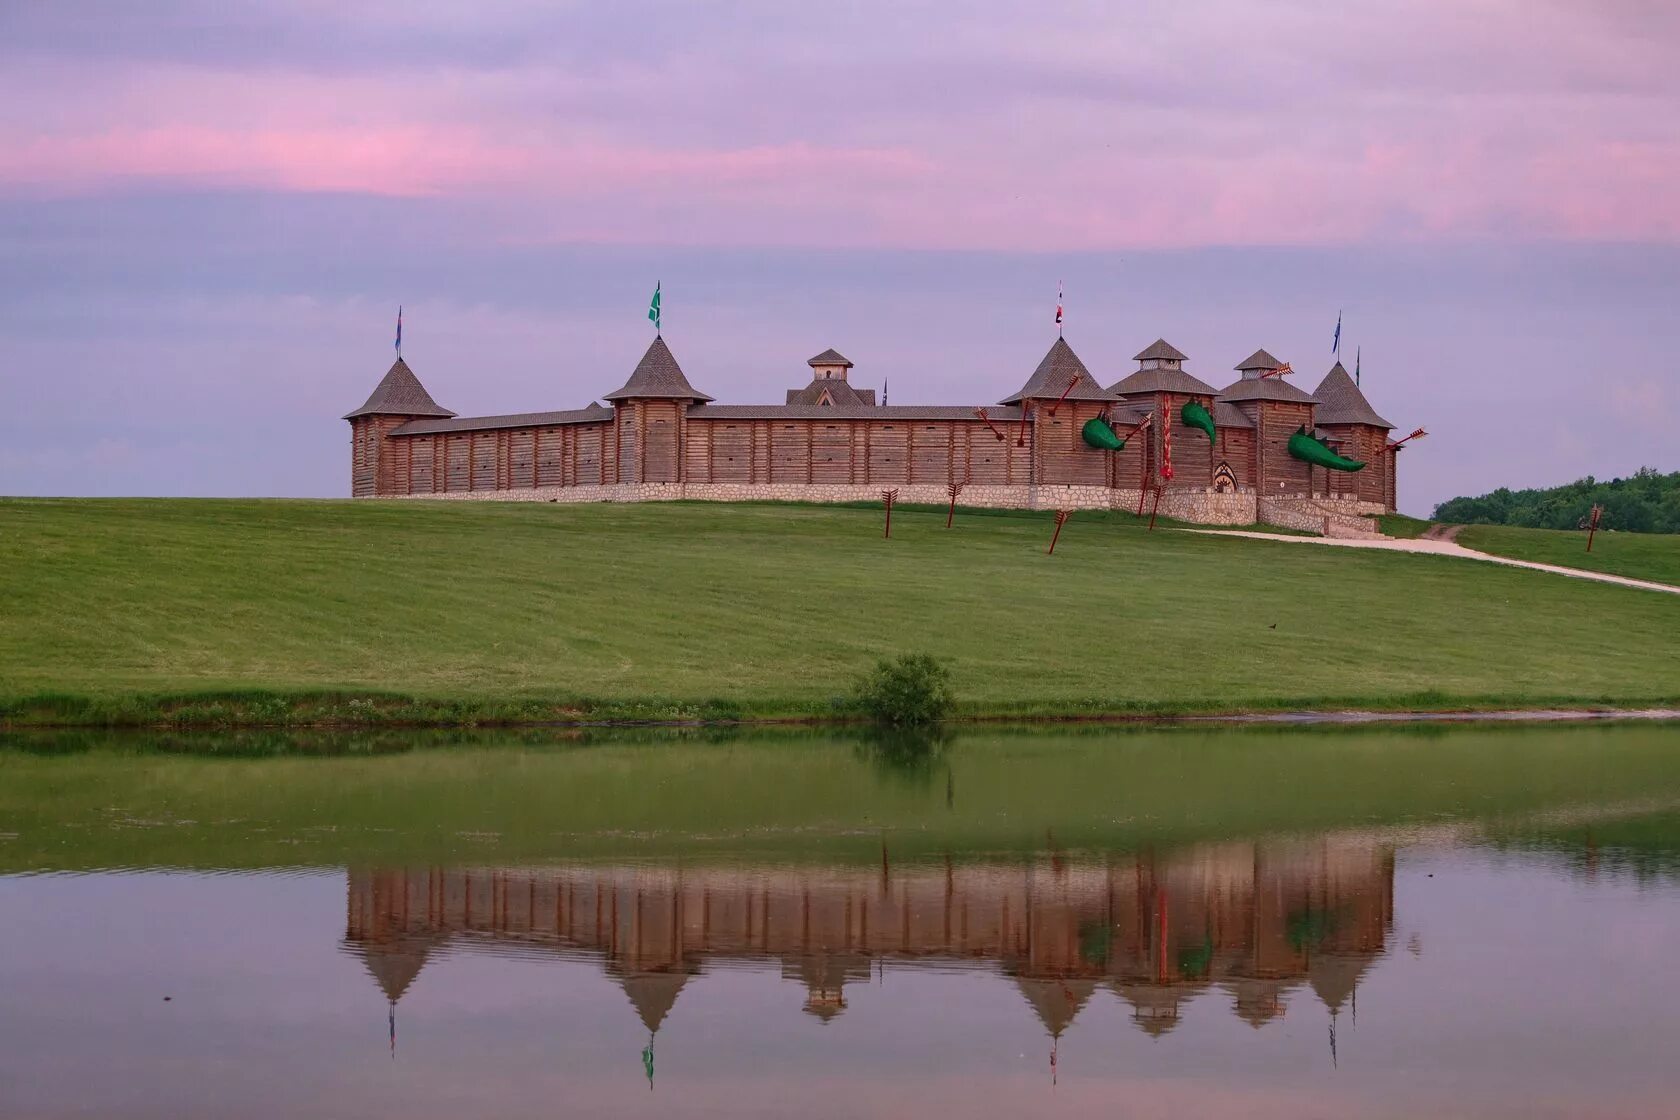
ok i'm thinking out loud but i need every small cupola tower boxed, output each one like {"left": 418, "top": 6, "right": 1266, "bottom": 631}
{"left": 1234, "top": 348, "right": 1285, "bottom": 381}
{"left": 343, "top": 357, "right": 455, "bottom": 497}
{"left": 1106, "top": 340, "right": 1220, "bottom": 490}
{"left": 787, "top": 347, "right": 876, "bottom": 406}
{"left": 1214, "top": 350, "right": 1317, "bottom": 498}
{"left": 807, "top": 348, "right": 853, "bottom": 381}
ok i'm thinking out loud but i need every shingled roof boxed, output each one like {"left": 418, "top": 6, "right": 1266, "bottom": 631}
{"left": 1312, "top": 362, "right": 1393, "bottom": 427}
{"left": 690, "top": 403, "right": 1024, "bottom": 421}
{"left": 1134, "top": 338, "right": 1189, "bottom": 362}
{"left": 390, "top": 404, "right": 613, "bottom": 436}
{"left": 1000, "top": 337, "right": 1116, "bottom": 405}
{"left": 786, "top": 378, "right": 875, "bottom": 406}
{"left": 603, "top": 337, "right": 715, "bottom": 402}
{"left": 1212, "top": 401, "right": 1254, "bottom": 428}
{"left": 343, "top": 932, "right": 445, "bottom": 1003}
{"left": 1109, "top": 365, "right": 1218, "bottom": 397}
{"left": 343, "top": 358, "right": 456, "bottom": 419}
{"left": 807, "top": 348, "right": 853, "bottom": 368}
{"left": 1216, "top": 377, "right": 1319, "bottom": 405}
{"left": 1016, "top": 977, "right": 1097, "bottom": 1039}
{"left": 1234, "top": 348, "right": 1284, "bottom": 372}
{"left": 619, "top": 970, "right": 692, "bottom": 1034}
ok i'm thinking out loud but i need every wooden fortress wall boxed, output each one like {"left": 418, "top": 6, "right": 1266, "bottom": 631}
{"left": 1319, "top": 424, "right": 1393, "bottom": 506}
{"left": 364, "top": 403, "right": 1393, "bottom": 510}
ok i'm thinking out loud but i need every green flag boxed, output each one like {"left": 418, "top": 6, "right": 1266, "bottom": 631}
{"left": 648, "top": 282, "right": 661, "bottom": 334}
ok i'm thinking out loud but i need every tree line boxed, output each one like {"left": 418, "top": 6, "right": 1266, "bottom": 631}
{"left": 1432, "top": 467, "right": 1680, "bottom": 533}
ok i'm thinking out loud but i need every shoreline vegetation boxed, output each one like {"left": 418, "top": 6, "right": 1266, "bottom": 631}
{"left": 6, "top": 690, "right": 1679, "bottom": 732}
{"left": 6, "top": 722, "right": 1680, "bottom": 873}
{"left": 5, "top": 498, "right": 1680, "bottom": 730}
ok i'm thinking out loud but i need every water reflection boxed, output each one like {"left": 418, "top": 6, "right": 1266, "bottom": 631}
{"left": 345, "top": 837, "right": 1392, "bottom": 1063}
{"left": 9, "top": 725, "right": 1680, "bottom": 1118}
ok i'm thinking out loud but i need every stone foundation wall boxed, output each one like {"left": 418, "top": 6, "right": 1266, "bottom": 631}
{"left": 390, "top": 481, "right": 1273, "bottom": 524}
{"left": 1259, "top": 496, "right": 1384, "bottom": 536}
{"left": 1152, "top": 490, "right": 1258, "bottom": 526}
{"left": 396, "top": 481, "right": 1119, "bottom": 509}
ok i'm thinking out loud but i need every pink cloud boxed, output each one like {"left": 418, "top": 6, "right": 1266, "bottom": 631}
{"left": 4, "top": 0, "right": 1677, "bottom": 252}
{"left": 0, "top": 127, "right": 930, "bottom": 200}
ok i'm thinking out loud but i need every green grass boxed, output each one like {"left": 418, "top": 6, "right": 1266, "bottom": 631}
{"left": 1457, "top": 524, "right": 1680, "bottom": 587}
{"left": 3, "top": 497, "right": 1679, "bottom": 725}
{"left": 4, "top": 722, "right": 1680, "bottom": 871}
{"left": 1378, "top": 513, "right": 1435, "bottom": 539}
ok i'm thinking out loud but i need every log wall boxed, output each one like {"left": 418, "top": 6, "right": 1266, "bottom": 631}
{"left": 361, "top": 396, "right": 1396, "bottom": 515}
{"left": 1318, "top": 424, "right": 1391, "bottom": 507}
{"left": 1241, "top": 399, "right": 1315, "bottom": 498}
{"left": 1214, "top": 427, "right": 1254, "bottom": 492}
{"left": 1137, "top": 392, "right": 1218, "bottom": 490}
{"left": 1036, "top": 400, "right": 1109, "bottom": 488}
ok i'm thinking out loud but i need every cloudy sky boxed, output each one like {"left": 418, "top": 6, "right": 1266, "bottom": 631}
{"left": 3, "top": 0, "right": 1676, "bottom": 513}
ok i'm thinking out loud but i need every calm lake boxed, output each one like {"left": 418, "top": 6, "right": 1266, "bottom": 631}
{"left": 3, "top": 723, "right": 1680, "bottom": 1119}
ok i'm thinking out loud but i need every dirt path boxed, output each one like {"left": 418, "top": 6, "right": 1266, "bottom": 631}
{"left": 1421, "top": 523, "right": 1465, "bottom": 543}
{"left": 1181, "top": 528, "right": 1680, "bottom": 596}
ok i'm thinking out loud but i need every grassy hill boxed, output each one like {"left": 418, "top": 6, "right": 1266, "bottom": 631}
{"left": 3, "top": 497, "right": 1679, "bottom": 725}
{"left": 1457, "top": 524, "right": 1680, "bottom": 587}
{"left": 1379, "top": 512, "right": 1680, "bottom": 586}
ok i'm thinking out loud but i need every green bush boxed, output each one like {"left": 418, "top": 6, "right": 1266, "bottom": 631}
{"left": 850, "top": 653, "right": 954, "bottom": 727}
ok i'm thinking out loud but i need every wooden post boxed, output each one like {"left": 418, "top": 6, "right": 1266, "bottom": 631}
{"left": 946, "top": 483, "right": 964, "bottom": 528}
{"left": 1047, "top": 508, "right": 1071, "bottom": 554}
{"left": 1148, "top": 486, "right": 1163, "bottom": 531}
{"left": 881, "top": 488, "right": 899, "bottom": 538}
{"left": 1587, "top": 503, "right": 1603, "bottom": 552}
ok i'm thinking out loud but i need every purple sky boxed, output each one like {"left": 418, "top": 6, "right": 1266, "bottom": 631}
{"left": 3, "top": 0, "right": 1677, "bottom": 514}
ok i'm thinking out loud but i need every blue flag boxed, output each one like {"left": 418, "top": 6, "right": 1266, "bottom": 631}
{"left": 1332, "top": 310, "right": 1342, "bottom": 356}
{"left": 394, "top": 306, "right": 403, "bottom": 356}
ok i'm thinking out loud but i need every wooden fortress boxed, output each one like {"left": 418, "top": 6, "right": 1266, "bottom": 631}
{"left": 347, "top": 335, "right": 1407, "bottom": 532}
{"left": 346, "top": 838, "right": 1392, "bottom": 1038}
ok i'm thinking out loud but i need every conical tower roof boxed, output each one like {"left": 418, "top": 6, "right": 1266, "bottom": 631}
{"left": 1312, "top": 363, "right": 1393, "bottom": 428}
{"left": 1234, "top": 348, "right": 1284, "bottom": 372}
{"left": 1014, "top": 977, "right": 1097, "bottom": 1038}
{"left": 1134, "top": 338, "right": 1189, "bottom": 362}
{"left": 603, "top": 338, "right": 714, "bottom": 402}
{"left": 620, "top": 970, "right": 692, "bottom": 1034}
{"left": 343, "top": 357, "right": 456, "bottom": 419}
{"left": 1000, "top": 337, "right": 1116, "bottom": 406}
{"left": 1309, "top": 952, "right": 1378, "bottom": 1013}
{"left": 807, "top": 348, "right": 853, "bottom": 368}
{"left": 342, "top": 932, "right": 445, "bottom": 1004}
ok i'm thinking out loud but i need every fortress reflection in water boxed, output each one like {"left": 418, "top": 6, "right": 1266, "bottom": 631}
{"left": 344, "top": 836, "right": 1393, "bottom": 1044}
